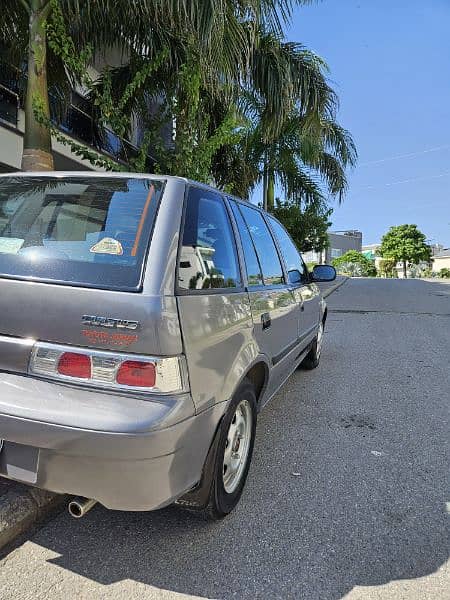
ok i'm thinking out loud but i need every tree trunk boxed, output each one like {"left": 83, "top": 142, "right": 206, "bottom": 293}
{"left": 403, "top": 259, "right": 407, "bottom": 279}
{"left": 267, "top": 171, "right": 275, "bottom": 212}
{"left": 262, "top": 153, "right": 268, "bottom": 211}
{"left": 22, "top": 1, "right": 54, "bottom": 171}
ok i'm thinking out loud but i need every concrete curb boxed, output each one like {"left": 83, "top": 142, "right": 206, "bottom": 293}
{"left": 321, "top": 276, "right": 349, "bottom": 298}
{"left": 0, "top": 485, "right": 65, "bottom": 550}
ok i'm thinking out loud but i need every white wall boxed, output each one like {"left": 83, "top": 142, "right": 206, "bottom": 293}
{"left": 0, "top": 107, "right": 105, "bottom": 172}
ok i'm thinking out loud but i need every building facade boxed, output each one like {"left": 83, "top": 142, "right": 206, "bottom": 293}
{"left": 0, "top": 60, "right": 156, "bottom": 174}
{"left": 303, "top": 230, "right": 363, "bottom": 265}
{"left": 432, "top": 249, "right": 450, "bottom": 273}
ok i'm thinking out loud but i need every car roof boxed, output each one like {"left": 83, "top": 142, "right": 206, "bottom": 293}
{"left": 0, "top": 171, "right": 268, "bottom": 215}
{"left": 0, "top": 171, "right": 182, "bottom": 182}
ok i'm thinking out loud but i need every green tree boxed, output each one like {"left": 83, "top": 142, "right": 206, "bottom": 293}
{"left": 378, "top": 258, "right": 396, "bottom": 278}
{"left": 93, "top": 19, "right": 352, "bottom": 190}
{"left": 3, "top": 0, "right": 299, "bottom": 171}
{"left": 271, "top": 198, "right": 332, "bottom": 253}
{"left": 332, "top": 250, "right": 377, "bottom": 277}
{"left": 379, "top": 224, "right": 431, "bottom": 279}
{"left": 212, "top": 35, "right": 357, "bottom": 207}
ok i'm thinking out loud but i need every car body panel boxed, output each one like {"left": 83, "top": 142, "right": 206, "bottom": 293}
{"left": 0, "top": 396, "right": 226, "bottom": 510}
{"left": 0, "top": 284, "right": 182, "bottom": 361}
{"left": 176, "top": 292, "right": 257, "bottom": 413}
{"left": 246, "top": 287, "right": 300, "bottom": 398}
{"left": 292, "top": 281, "right": 321, "bottom": 341}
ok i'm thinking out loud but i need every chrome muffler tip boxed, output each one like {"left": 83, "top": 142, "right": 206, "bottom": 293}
{"left": 68, "top": 497, "right": 97, "bottom": 518}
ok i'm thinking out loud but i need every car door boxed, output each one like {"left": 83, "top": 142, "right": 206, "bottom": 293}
{"left": 267, "top": 215, "right": 321, "bottom": 347}
{"left": 229, "top": 200, "right": 300, "bottom": 400}
{"left": 267, "top": 215, "right": 320, "bottom": 345}
{"left": 176, "top": 186, "right": 254, "bottom": 413}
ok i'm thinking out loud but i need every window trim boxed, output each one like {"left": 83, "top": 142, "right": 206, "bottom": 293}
{"left": 175, "top": 185, "right": 245, "bottom": 296}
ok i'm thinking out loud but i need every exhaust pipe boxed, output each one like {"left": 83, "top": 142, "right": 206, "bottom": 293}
{"left": 68, "top": 496, "right": 97, "bottom": 518}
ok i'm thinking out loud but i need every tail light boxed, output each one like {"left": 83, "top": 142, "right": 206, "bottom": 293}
{"left": 29, "top": 343, "right": 188, "bottom": 394}
{"left": 58, "top": 352, "right": 91, "bottom": 379}
{"left": 116, "top": 361, "right": 156, "bottom": 387}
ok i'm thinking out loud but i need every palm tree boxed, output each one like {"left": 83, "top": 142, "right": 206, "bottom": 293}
{"left": 3, "top": 1, "right": 53, "bottom": 170}
{"left": 212, "top": 33, "right": 356, "bottom": 208}
{"left": 86, "top": 18, "right": 349, "bottom": 195}
{"left": 217, "top": 104, "right": 356, "bottom": 210}
{"left": 263, "top": 110, "right": 357, "bottom": 209}
{"left": 1, "top": 0, "right": 308, "bottom": 171}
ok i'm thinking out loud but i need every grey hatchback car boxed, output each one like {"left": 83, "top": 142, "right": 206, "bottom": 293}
{"left": 0, "top": 172, "right": 335, "bottom": 519}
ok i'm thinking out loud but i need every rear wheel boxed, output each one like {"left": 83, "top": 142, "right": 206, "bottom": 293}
{"left": 204, "top": 379, "right": 257, "bottom": 520}
{"left": 301, "top": 320, "right": 324, "bottom": 370}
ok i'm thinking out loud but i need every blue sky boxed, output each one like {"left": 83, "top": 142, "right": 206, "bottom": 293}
{"left": 281, "top": 0, "right": 450, "bottom": 247}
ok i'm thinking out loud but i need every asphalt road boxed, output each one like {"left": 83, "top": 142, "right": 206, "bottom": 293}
{"left": 1, "top": 278, "right": 449, "bottom": 600}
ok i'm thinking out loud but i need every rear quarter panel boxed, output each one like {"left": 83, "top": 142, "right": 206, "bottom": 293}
{"left": 177, "top": 292, "right": 262, "bottom": 413}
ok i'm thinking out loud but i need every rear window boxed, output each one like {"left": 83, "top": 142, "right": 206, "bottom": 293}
{"left": 0, "top": 176, "right": 164, "bottom": 291}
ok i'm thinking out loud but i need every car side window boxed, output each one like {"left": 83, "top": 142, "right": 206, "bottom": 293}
{"left": 229, "top": 201, "right": 263, "bottom": 286}
{"left": 237, "top": 204, "right": 284, "bottom": 285}
{"left": 268, "top": 216, "right": 308, "bottom": 284}
{"left": 178, "top": 187, "right": 241, "bottom": 291}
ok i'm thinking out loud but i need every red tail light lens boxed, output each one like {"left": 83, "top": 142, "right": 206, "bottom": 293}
{"left": 58, "top": 352, "right": 91, "bottom": 379}
{"left": 116, "top": 360, "right": 156, "bottom": 387}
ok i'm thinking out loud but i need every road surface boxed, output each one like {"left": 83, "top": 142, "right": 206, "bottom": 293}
{"left": 1, "top": 278, "right": 449, "bottom": 599}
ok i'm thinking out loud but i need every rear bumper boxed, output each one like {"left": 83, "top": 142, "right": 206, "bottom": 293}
{"left": 0, "top": 374, "right": 226, "bottom": 511}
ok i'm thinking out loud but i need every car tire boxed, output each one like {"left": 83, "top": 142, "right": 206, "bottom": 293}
{"left": 301, "top": 319, "right": 324, "bottom": 370}
{"left": 203, "top": 379, "right": 257, "bottom": 520}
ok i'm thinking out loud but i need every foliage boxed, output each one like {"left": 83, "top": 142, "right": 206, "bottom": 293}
{"left": 380, "top": 224, "right": 431, "bottom": 278}
{"left": 438, "top": 267, "right": 450, "bottom": 278}
{"left": 380, "top": 224, "right": 431, "bottom": 263}
{"left": 332, "top": 250, "right": 377, "bottom": 277}
{"left": 2, "top": 0, "right": 356, "bottom": 230}
{"left": 44, "top": 0, "right": 170, "bottom": 170}
{"left": 212, "top": 35, "right": 357, "bottom": 206}
{"left": 377, "top": 258, "right": 396, "bottom": 278}
{"left": 271, "top": 198, "right": 332, "bottom": 253}
{"left": 148, "top": 50, "right": 242, "bottom": 182}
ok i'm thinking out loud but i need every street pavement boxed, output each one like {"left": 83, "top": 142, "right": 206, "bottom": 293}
{"left": 0, "top": 278, "right": 449, "bottom": 599}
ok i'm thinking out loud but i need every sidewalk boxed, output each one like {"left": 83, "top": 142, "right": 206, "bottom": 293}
{"left": 0, "top": 478, "right": 63, "bottom": 550}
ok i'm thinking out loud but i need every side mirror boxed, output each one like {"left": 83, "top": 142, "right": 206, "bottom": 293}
{"left": 288, "top": 269, "right": 302, "bottom": 284}
{"left": 312, "top": 264, "right": 336, "bottom": 282}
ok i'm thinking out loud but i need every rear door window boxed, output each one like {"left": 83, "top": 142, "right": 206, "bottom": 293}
{"left": 0, "top": 176, "right": 164, "bottom": 291}
{"left": 178, "top": 187, "right": 241, "bottom": 291}
{"left": 229, "top": 200, "right": 263, "bottom": 286}
{"left": 237, "top": 203, "right": 285, "bottom": 286}
{"left": 268, "top": 216, "right": 308, "bottom": 284}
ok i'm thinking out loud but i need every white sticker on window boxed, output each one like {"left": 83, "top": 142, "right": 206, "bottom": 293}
{"left": 0, "top": 238, "right": 24, "bottom": 254}
{"left": 90, "top": 237, "right": 123, "bottom": 255}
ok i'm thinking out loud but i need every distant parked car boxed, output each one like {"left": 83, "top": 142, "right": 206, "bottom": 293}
{"left": 0, "top": 173, "right": 335, "bottom": 519}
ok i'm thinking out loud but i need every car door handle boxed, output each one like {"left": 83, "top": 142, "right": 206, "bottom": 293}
{"left": 261, "top": 312, "right": 271, "bottom": 330}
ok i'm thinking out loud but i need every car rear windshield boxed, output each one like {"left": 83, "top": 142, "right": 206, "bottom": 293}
{"left": 0, "top": 175, "right": 165, "bottom": 291}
